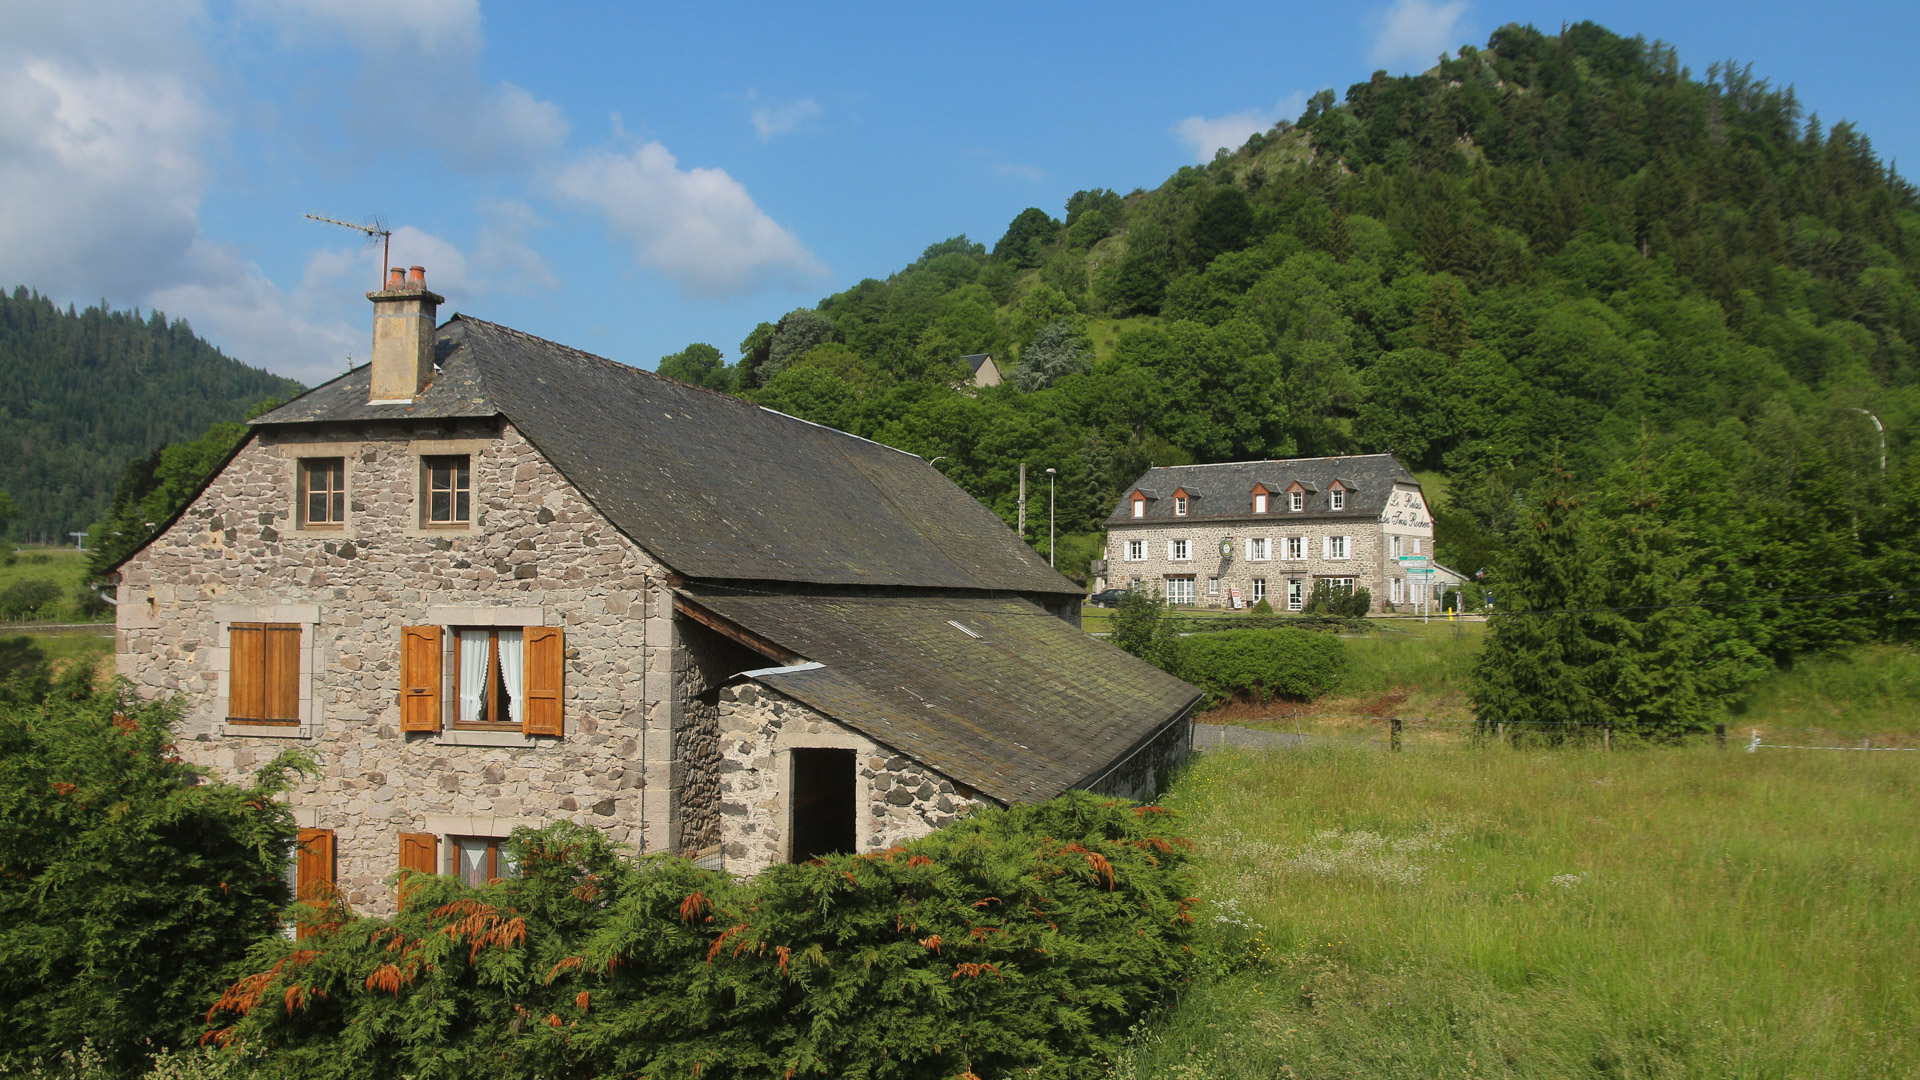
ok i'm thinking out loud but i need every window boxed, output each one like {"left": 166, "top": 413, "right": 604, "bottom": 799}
{"left": 1289, "top": 491, "right": 1304, "bottom": 512}
{"left": 455, "top": 629, "right": 524, "bottom": 727}
{"left": 1247, "top": 537, "right": 1270, "bottom": 561}
{"left": 1124, "top": 539, "right": 1146, "bottom": 562}
{"left": 1285, "top": 536, "right": 1304, "bottom": 561}
{"left": 1327, "top": 577, "right": 1356, "bottom": 594}
{"left": 228, "top": 623, "right": 300, "bottom": 725}
{"left": 300, "top": 458, "right": 345, "bottom": 527}
{"left": 1391, "top": 578, "right": 1405, "bottom": 604}
{"left": 1326, "top": 535, "right": 1350, "bottom": 560}
{"left": 424, "top": 455, "right": 471, "bottom": 525}
{"left": 1287, "top": 579, "right": 1304, "bottom": 611}
{"left": 1207, "top": 576, "right": 1219, "bottom": 597}
{"left": 399, "top": 624, "right": 565, "bottom": 737}
{"left": 450, "top": 836, "right": 520, "bottom": 886}
{"left": 1131, "top": 498, "right": 1145, "bottom": 519}
{"left": 1174, "top": 496, "right": 1188, "bottom": 516}
{"left": 1170, "top": 539, "right": 1191, "bottom": 561}
{"left": 1254, "top": 492, "right": 1269, "bottom": 514}
{"left": 1166, "top": 577, "right": 1196, "bottom": 605}
{"left": 1413, "top": 538, "right": 1423, "bottom": 555}
{"left": 1391, "top": 535, "right": 1403, "bottom": 558}
{"left": 1251, "top": 578, "right": 1266, "bottom": 603}
{"left": 1330, "top": 489, "right": 1345, "bottom": 511}
{"left": 398, "top": 832, "right": 438, "bottom": 907}
{"left": 286, "top": 828, "right": 335, "bottom": 939}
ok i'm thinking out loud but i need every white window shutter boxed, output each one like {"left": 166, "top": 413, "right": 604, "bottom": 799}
{"left": 1322, "top": 536, "right": 1330, "bottom": 559}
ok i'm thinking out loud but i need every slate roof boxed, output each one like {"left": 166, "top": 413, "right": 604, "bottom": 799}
{"left": 679, "top": 589, "right": 1201, "bottom": 805}
{"left": 959, "top": 353, "right": 993, "bottom": 374}
{"left": 1110, "top": 455, "right": 1419, "bottom": 525}
{"left": 254, "top": 316, "right": 1077, "bottom": 595}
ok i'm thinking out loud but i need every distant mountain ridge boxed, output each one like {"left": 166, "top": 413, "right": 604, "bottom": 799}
{"left": 0, "top": 288, "right": 303, "bottom": 544}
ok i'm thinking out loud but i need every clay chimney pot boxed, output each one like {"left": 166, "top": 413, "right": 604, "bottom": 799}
{"left": 408, "top": 265, "right": 425, "bottom": 285}
{"left": 387, "top": 267, "right": 406, "bottom": 288}
{"left": 366, "top": 265, "right": 445, "bottom": 402}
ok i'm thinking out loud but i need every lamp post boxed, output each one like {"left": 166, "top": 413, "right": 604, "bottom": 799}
{"left": 1045, "top": 468, "right": 1057, "bottom": 567}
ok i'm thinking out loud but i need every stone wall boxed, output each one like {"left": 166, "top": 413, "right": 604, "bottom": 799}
{"left": 713, "top": 682, "right": 992, "bottom": 877}
{"left": 1103, "top": 484, "right": 1433, "bottom": 612}
{"left": 1083, "top": 713, "right": 1192, "bottom": 803}
{"left": 114, "top": 419, "right": 682, "bottom": 915}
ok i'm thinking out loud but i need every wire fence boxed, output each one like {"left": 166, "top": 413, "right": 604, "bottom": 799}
{"left": 1205, "top": 709, "right": 1919, "bottom": 755}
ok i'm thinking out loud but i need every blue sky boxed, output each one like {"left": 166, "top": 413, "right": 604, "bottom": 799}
{"left": 3, "top": 0, "right": 1914, "bottom": 387}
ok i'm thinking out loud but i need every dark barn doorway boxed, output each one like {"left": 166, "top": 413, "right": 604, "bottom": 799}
{"left": 789, "top": 748, "right": 856, "bottom": 862}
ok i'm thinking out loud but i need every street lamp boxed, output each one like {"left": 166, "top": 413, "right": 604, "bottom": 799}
{"left": 1045, "top": 468, "right": 1057, "bottom": 567}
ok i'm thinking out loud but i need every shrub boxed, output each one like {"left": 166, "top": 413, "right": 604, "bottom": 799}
{"left": 1305, "top": 580, "right": 1372, "bottom": 618}
{"left": 0, "top": 578, "right": 62, "bottom": 620}
{"left": 205, "top": 794, "right": 1198, "bottom": 1080}
{"left": 1174, "top": 628, "right": 1348, "bottom": 707}
{"left": 1249, "top": 598, "right": 1274, "bottom": 615}
{"left": 0, "top": 680, "right": 303, "bottom": 1076}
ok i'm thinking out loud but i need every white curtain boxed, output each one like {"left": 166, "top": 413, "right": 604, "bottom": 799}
{"left": 496, "top": 629, "right": 525, "bottom": 726}
{"left": 457, "top": 629, "right": 490, "bottom": 723}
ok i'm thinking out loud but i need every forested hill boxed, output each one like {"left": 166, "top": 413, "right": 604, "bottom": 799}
{"left": 0, "top": 289, "right": 302, "bottom": 544}
{"left": 660, "top": 20, "right": 1917, "bottom": 581}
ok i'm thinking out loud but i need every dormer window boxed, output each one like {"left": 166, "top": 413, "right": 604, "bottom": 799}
{"left": 1289, "top": 491, "right": 1304, "bottom": 512}
{"left": 1131, "top": 496, "right": 1145, "bottom": 519}
{"left": 1254, "top": 492, "right": 1268, "bottom": 514}
{"left": 1330, "top": 489, "right": 1345, "bottom": 511}
{"left": 1174, "top": 495, "right": 1188, "bottom": 516}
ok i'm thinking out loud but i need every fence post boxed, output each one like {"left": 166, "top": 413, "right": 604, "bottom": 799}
{"left": 1715, "top": 723, "right": 1726, "bottom": 748}
{"left": 1605, "top": 726, "right": 1613, "bottom": 752}
{"left": 1497, "top": 721, "right": 1505, "bottom": 744}
{"left": 1390, "top": 716, "right": 1403, "bottom": 752}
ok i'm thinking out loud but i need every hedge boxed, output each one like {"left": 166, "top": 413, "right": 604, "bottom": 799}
{"left": 204, "top": 793, "right": 1199, "bottom": 1080}
{"left": 1173, "top": 627, "right": 1347, "bottom": 707}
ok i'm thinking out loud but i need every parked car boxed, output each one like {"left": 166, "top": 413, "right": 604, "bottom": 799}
{"left": 1086, "top": 588, "right": 1129, "bottom": 608}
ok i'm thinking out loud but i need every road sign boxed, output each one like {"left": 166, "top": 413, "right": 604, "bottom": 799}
{"left": 1406, "top": 567, "right": 1435, "bottom": 574}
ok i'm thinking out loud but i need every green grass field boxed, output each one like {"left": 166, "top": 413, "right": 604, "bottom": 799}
{"left": 0, "top": 546, "right": 108, "bottom": 625}
{"left": 1115, "top": 744, "right": 1920, "bottom": 1078}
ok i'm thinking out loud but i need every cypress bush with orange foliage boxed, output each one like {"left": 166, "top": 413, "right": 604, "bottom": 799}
{"left": 0, "top": 662, "right": 305, "bottom": 1077}
{"left": 205, "top": 792, "right": 1198, "bottom": 1079}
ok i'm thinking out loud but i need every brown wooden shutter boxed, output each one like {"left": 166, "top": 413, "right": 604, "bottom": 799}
{"left": 294, "top": 827, "right": 335, "bottom": 939}
{"left": 521, "top": 626, "right": 564, "bottom": 737}
{"left": 399, "top": 625, "right": 443, "bottom": 732}
{"left": 263, "top": 624, "right": 301, "bottom": 721}
{"left": 398, "top": 831, "right": 438, "bottom": 906}
{"left": 228, "top": 624, "right": 263, "bottom": 721}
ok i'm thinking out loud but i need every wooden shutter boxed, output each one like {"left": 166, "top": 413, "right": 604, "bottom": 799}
{"left": 399, "top": 625, "right": 443, "bottom": 732}
{"left": 263, "top": 624, "right": 301, "bottom": 721}
{"left": 521, "top": 626, "right": 564, "bottom": 737}
{"left": 294, "top": 827, "right": 335, "bottom": 939}
{"left": 398, "top": 832, "right": 438, "bottom": 906}
{"left": 228, "top": 624, "right": 263, "bottom": 721}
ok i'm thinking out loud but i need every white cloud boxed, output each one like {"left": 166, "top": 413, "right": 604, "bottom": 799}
{"left": 995, "top": 162, "right": 1047, "bottom": 182}
{"left": 1368, "top": 0, "right": 1469, "bottom": 72}
{"left": 1173, "top": 92, "right": 1307, "bottom": 163}
{"left": 553, "top": 141, "right": 826, "bottom": 297}
{"left": 238, "top": 0, "right": 482, "bottom": 55}
{"left": 148, "top": 240, "right": 359, "bottom": 387}
{"left": 749, "top": 98, "right": 822, "bottom": 140}
{"left": 473, "top": 200, "right": 558, "bottom": 294}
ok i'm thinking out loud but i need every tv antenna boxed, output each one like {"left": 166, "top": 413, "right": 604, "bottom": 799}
{"left": 303, "top": 213, "right": 392, "bottom": 285}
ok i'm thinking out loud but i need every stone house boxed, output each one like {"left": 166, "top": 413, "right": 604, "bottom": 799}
{"left": 1097, "top": 456, "right": 1434, "bottom": 612}
{"left": 110, "top": 268, "right": 1199, "bottom": 912}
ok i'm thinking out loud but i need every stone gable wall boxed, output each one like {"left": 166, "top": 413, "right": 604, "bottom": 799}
{"left": 713, "top": 683, "right": 991, "bottom": 877}
{"left": 113, "top": 419, "right": 695, "bottom": 914}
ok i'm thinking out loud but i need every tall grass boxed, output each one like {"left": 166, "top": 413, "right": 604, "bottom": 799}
{"left": 0, "top": 546, "right": 105, "bottom": 624}
{"left": 1118, "top": 745, "right": 1920, "bottom": 1078}
{"left": 1733, "top": 643, "right": 1920, "bottom": 738}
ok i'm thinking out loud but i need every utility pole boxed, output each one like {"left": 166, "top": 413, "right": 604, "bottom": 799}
{"left": 1017, "top": 463, "right": 1027, "bottom": 541}
{"left": 1046, "top": 467, "right": 1057, "bottom": 567}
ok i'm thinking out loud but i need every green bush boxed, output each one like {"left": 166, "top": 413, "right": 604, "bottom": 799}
{"left": 0, "top": 675, "right": 303, "bottom": 1076}
{"left": 1305, "top": 580, "right": 1372, "bottom": 618}
{"left": 0, "top": 578, "right": 61, "bottom": 620}
{"left": 1173, "top": 628, "right": 1348, "bottom": 707}
{"left": 206, "top": 794, "right": 1197, "bottom": 1080}
{"left": 1249, "top": 598, "right": 1274, "bottom": 615}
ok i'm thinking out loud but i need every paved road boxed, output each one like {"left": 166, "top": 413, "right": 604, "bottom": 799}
{"left": 1191, "top": 723, "right": 1312, "bottom": 751}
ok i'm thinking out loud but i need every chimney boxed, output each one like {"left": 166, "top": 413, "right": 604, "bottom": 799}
{"left": 366, "top": 265, "right": 445, "bottom": 402}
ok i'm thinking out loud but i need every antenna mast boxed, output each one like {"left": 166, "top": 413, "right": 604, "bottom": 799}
{"left": 303, "top": 213, "right": 393, "bottom": 285}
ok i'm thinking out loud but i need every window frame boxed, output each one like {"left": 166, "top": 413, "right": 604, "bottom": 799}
{"left": 1169, "top": 538, "right": 1191, "bottom": 561}
{"left": 227, "top": 622, "right": 302, "bottom": 726}
{"left": 1207, "top": 576, "right": 1219, "bottom": 597}
{"left": 423, "top": 454, "right": 472, "bottom": 528}
{"left": 1289, "top": 491, "right": 1304, "bottom": 512}
{"left": 1285, "top": 536, "right": 1304, "bottom": 560}
{"left": 1130, "top": 497, "right": 1145, "bottom": 519}
{"left": 1173, "top": 495, "right": 1188, "bottom": 516}
{"left": 1124, "top": 539, "right": 1146, "bottom": 562}
{"left": 1254, "top": 492, "right": 1268, "bottom": 514}
{"left": 1251, "top": 578, "right": 1266, "bottom": 603}
{"left": 298, "top": 457, "right": 347, "bottom": 529}
{"left": 1247, "top": 537, "right": 1271, "bottom": 562}
{"left": 1330, "top": 488, "right": 1345, "bottom": 511}
{"left": 1287, "top": 579, "right": 1304, "bottom": 611}
{"left": 447, "top": 835, "right": 520, "bottom": 886}
{"left": 1326, "top": 535, "right": 1350, "bottom": 560}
